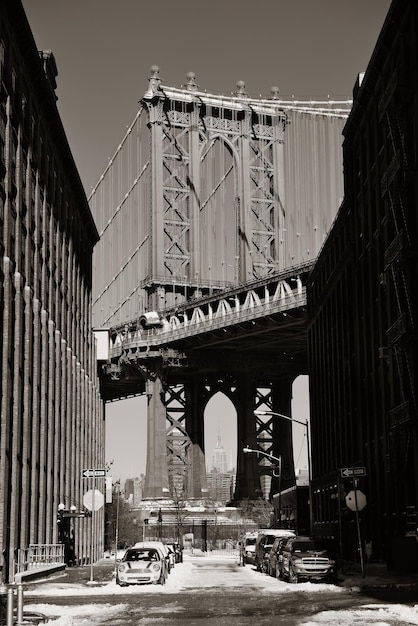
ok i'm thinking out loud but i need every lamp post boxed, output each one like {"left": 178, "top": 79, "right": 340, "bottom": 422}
{"left": 242, "top": 447, "right": 282, "bottom": 476}
{"left": 57, "top": 503, "right": 88, "bottom": 566}
{"left": 254, "top": 410, "right": 312, "bottom": 535}
{"left": 243, "top": 447, "right": 282, "bottom": 524}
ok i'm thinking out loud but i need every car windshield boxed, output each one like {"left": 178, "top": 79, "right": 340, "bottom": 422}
{"left": 292, "top": 541, "right": 326, "bottom": 553}
{"left": 245, "top": 538, "right": 256, "bottom": 546}
{"left": 124, "top": 549, "right": 159, "bottom": 562}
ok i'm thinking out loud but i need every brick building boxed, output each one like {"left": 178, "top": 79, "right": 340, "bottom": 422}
{"left": 308, "top": 0, "right": 418, "bottom": 570}
{"left": 0, "top": 0, "right": 103, "bottom": 580}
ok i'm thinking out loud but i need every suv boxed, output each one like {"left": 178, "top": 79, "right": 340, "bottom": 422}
{"left": 239, "top": 532, "right": 258, "bottom": 566}
{"left": 255, "top": 529, "right": 295, "bottom": 573}
{"left": 280, "top": 536, "right": 336, "bottom": 583}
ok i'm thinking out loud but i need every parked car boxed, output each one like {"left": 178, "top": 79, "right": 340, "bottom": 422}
{"left": 267, "top": 536, "right": 289, "bottom": 578}
{"left": 134, "top": 541, "right": 172, "bottom": 573}
{"left": 116, "top": 546, "right": 167, "bottom": 586}
{"left": 166, "top": 542, "right": 183, "bottom": 563}
{"left": 255, "top": 529, "right": 295, "bottom": 573}
{"left": 280, "top": 536, "right": 336, "bottom": 583}
{"left": 239, "top": 532, "right": 258, "bottom": 566}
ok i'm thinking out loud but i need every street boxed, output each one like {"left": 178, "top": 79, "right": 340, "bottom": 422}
{"left": 23, "top": 553, "right": 418, "bottom": 625}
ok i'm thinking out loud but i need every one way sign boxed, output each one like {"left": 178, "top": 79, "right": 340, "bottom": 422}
{"left": 340, "top": 467, "right": 366, "bottom": 478}
{"left": 82, "top": 468, "right": 106, "bottom": 478}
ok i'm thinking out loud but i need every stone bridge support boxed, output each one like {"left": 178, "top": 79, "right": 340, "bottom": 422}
{"left": 269, "top": 378, "right": 296, "bottom": 497}
{"left": 142, "top": 365, "right": 297, "bottom": 503}
{"left": 143, "top": 372, "right": 170, "bottom": 499}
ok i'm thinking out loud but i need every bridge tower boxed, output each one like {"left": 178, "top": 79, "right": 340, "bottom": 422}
{"left": 91, "top": 68, "right": 348, "bottom": 503}
{"left": 141, "top": 66, "right": 287, "bottom": 309}
{"left": 138, "top": 68, "right": 293, "bottom": 500}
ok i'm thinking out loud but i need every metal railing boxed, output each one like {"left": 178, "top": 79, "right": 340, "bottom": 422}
{"left": 16, "top": 544, "right": 65, "bottom": 574}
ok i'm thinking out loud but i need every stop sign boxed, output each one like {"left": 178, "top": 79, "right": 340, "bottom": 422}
{"left": 345, "top": 489, "right": 367, "bottom": 511}
{"left": 83, "top": 489, "right": 104, "bottom": 511}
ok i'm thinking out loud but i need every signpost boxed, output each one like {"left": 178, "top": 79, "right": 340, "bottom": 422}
{"left": 82, "top": 468, "right": 106, "bottom": 478}
{"left": 340, "top": 467, "right": 366, "bottom": 478}
{"left": 338, "top": 466, "right": 367, "bottom": 578}
{"left": 345, "top": 489, "right": 367, "bottom": 512}
{"left": 83, "top": 489, "right": 104, "bottom": 512}
{"left": 83, "top": 469, "right": 106, "bottom": 583}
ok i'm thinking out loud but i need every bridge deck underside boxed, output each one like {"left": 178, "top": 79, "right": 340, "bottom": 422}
{"left": 100, "top": 307, "right": 308, "bottom": 402}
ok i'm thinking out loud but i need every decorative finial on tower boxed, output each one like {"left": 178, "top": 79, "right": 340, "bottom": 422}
{"left": 270, "top": 86, "right": 280, "bottom": 100}
{"left": 234, "top": 80, "right": 248, "bottom": 97}
{"left": 185, "top": 71, "right": 199, "bottom": 91}
{"left": 143, "top": 65, "right": 162, "bottom": 99}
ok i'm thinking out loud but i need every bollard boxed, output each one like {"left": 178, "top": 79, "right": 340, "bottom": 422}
{"left": 6, "top": 585, "right": 13, "bottom": 626}
{"left": 16, "top": 582, "right": 24, "bottom": 625}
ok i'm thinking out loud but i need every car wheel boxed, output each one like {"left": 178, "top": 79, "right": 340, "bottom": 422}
{"left": 289, "top": 564, "right": 299, "bottom": 583}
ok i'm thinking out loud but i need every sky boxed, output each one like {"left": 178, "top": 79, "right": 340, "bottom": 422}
{"left": 21, "top": 0, "right": 393, "bottom": 483}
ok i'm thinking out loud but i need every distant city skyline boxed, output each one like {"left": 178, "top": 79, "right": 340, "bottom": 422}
{"left": 106, "top": 376, "right": 310, "bottom": 483}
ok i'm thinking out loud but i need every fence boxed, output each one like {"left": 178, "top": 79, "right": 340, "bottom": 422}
{"left": 16, "top": 544, "right": 65, "bottom": 574}
{"left": 144, "top": 520, "right": 258, "bottom": 555}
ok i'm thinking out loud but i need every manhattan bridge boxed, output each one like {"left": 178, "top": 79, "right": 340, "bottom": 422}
{"left": 89, "top": 67, "right": 350, "bottom": 503}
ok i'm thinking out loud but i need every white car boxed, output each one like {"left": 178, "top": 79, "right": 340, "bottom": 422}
{"left": 134, "top": 541, "right": 172, "bottom": 573}
{"left": 116, "top": 546, "right": 167, "bottom": 586}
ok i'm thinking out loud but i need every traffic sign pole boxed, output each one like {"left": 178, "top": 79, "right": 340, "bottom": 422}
{"left": 82, "top": 468, "right": 106, "bottom": 584}
{"left": 90, "top": 475, "right": 96, "bottom": 584}
{"left": 353, "top": 481, "right": 365, "bottom": 578}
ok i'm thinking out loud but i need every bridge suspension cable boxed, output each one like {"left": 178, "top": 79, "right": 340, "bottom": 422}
{"left": 89, "top": 87, "right": 351, "bottom": 329}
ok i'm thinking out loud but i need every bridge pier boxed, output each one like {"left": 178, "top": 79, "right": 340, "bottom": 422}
{"left": 234, "top": 377, "right": 265, "bottom": 501}
{"left": 143, "top": 373, "right": 170, "bottom": 499}
{"left": 141, "top": 367, "right": 298, "bottom": 504}
{"left": 184, "top": 378, "right": 209, "bottom": 499}
{"left": 270, "top": 378, "right": 296, "bottom": 497}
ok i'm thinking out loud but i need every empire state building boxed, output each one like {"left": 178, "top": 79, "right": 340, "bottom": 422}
{"left": 211, "top": 436, "right": 228, "bottom": 473}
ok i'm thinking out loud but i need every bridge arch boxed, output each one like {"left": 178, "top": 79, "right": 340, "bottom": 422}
{"left": 204, "top": 391, "right": 237, "bottom": 477}
{"left": 199, "top": 134, "right": 239, "bottom": 287}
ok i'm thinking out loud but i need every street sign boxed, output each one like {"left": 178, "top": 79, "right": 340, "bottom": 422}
{"left": 345, "top": 489, "right": 367, "bottom": 512}
{"left": 340, "top": 466, "right": 366, "bottom": 478}
{"left": 83, "top": 489, "right": 104, "bottom": 512}
{"left": 82, "top": 468, "right": 106, "bottom": 478}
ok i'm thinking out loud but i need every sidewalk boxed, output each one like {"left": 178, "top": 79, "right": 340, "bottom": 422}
{"left": 338, "top": 561, "right": 418, "bottom": 591}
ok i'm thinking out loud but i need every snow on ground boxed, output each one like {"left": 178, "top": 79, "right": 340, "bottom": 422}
{"left": 300, "top": 605, "right": 418, "bottom": 625}
{"left": 23, "top": 553, "right": 418, "bottom": 625}
{"left": 27, "top": 552, "right": 342, "bottom": 597}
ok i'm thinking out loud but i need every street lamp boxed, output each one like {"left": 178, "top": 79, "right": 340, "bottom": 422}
{"left": 243, "top": 447, "right": 281, "bottom": 477}
{"left": 254, "top": 410, "right": 312, "bottom": 534}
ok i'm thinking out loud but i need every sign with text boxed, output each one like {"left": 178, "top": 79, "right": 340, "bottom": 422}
{"left": 82, "top": 468, "right": 106, "bottom": 478}
{"left": 340, "top": 466, "right": 366, "bottom": 478}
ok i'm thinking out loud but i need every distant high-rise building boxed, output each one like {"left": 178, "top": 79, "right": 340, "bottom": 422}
{"left": 124, "top": 476, "right": 144, "bottom": 506}
{"left": 211, "top": 436, "right": 228, "bottom": 473}
{"left": 206, "top": 436, "right": 235, "bottom": 504}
